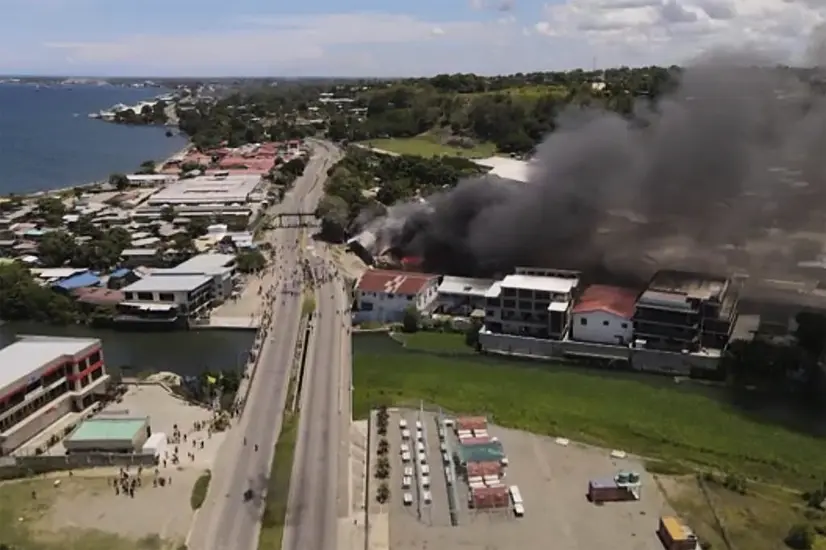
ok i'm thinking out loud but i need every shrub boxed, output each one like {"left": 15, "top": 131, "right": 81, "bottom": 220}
{"left": 785, "top": 524, "right": 815, "bottom": 550}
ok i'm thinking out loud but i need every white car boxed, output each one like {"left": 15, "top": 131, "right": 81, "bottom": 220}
{"left": 443, "top": 418, "right": 455, "bottom": 428}
{"left": 440, "top": 442, "right": 447, "bottom": 452}
{"left": 418, "top": 452, "right": 427, "bottom": 464}
{"left": 421, "top": 464, "right": 430, "bottom": 475}
{"left": 401, "top": 451, "right": 411, "bottom": 463}
{"left": 442, "top": 452, "right": 450, "bottom": 464}
{"left": 399, "top": 418, "right": 408, "bottom": 429}
{"left": 417, "top": 429, "right": 424, "bottom": 442}
{"left": 403, "top": 493, "right": 413, "bottom": 506}
{"left": 421, "top": 476, "right": 430, "bottom": 489}
{"left": 416, "top": 442, "right": 425, "bottom": 453}
{"left": 415, "top": 420, "right": 423, "bottom": 430}
{"left": 401, "top": 429, "right": 411, "bottom": 440}
{"left": 400, "top": 443, "right": 410, "bottom": 453}
{"left": 404, "top": 466, "right": 414, "bottom": 477}
{"left": 423, "top": 491, "right": 432, "bottom": 504}
{"left": 402, "top": 476, "right": 411, "bottom": 489}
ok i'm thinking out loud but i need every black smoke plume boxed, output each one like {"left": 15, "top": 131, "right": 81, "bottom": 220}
{"left": 365, "top": 44, "right": 826, "bottom": 283}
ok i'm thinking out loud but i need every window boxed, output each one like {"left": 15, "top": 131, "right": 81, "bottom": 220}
{"left": 87, "top": 350, "right": 101, "bottom": 365}
{"left": 137, "top": 292, "right": 153, "bottom": 301}
{"left": 158, "top": 293, "right": 175, "bottom": 302}
{"left": 621, "top": 323, "right": 628, "bottom": 329}
{"left": 580, "top": 318, "right": 587, "bottom": 326}
{"left": 603, "top": 320, "right": 609, "bottom": 326}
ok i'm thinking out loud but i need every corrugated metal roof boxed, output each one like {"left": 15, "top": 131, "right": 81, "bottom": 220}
{"left": 110, "top": 268, "right": 131, "bottom": 278}
{"left": 123, "top": 274, "right": 211, "bottom": 293}
{"left": 573, "top": 285, "right": 638, "bottom": 319}
{"left": 356, "top": 269, "right": 437, "bottom": 296}
{"left": 53, "top": 272, "right": 101, "bottom": 290}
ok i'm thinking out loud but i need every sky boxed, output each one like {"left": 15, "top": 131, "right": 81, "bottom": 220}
{"left": 0, "top": 0, "right": 824, "bottom": 77}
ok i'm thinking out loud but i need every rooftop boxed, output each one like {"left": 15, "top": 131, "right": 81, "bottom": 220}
{"left": 573, "top": 284, "right": 639, "bottom": 318}
{"left": 52, "top": 272, "right": 102, "bottom": 291}
{"left": 356, "top": 269, "right": 438, "bottom": 296}
{"left": 0, "top": 336, "right": 99, "bottom": 393}
{"left": 647, "top": 270, "right": 728, "bottom": 302}
{"left": 66, "top": 418, "right": 147, "bottom": 442}
{"left": 437, "top": 276, "right": 496, "bottom": 297}
{"left": 147, "top": 174, "right": 261, "bottom": 205}
{"left": 473, "top": 157, "right": 533, "bottom": 183}
{"left": 168, "top": 253, "right": 235, "bottom": 273}
{"left": 499, "top": 274, "right": 578, "bottom": 295}
{"left": 123, "top": 274, "right": 212, "bottom": 294}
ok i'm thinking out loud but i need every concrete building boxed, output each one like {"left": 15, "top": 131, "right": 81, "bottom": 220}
{"left": 353, "top": 269, "right": 440, "bottom": 324}
{"left": 64, "top": 417, "right": 150, "bottom": 453}
{"left": 0, "top": 336, "right": 110, "bottom": 455}
{"left": 483, "top": 268, "right": 580, "bottom": 340}
{"left": 118, "top": 274, "right": 213, "bottom": 324}
{"left": 436, "top": 276, "right": 496, "bottom": 316}
{"left": 126, "top": 174, "right": 178, "bottom": 186}
{"left": 633, "top": 270, "right": 742, "bottom": 352}
{"left": 147, "top": 174, "right": 262, "bottom": 206}
{"left": 571, "top": 285, "right": 638, "bottom": 345}
{"left": 152, "top": 253, "right": 237, "bottom": 304}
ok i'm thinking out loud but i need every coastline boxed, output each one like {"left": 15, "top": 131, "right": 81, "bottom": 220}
{"left": 22, "top": 141, "right": 191, "bottom": 201}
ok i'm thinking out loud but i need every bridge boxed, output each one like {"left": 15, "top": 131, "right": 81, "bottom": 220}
{"left": 271, "top": 212, "right": 318, "bottom": 229}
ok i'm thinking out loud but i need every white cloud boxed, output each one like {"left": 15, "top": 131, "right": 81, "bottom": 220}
{"left": 536, "top": 0, "right": 826, "bottom": 66}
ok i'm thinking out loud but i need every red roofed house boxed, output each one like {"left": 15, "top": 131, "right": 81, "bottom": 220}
{"left": 570, "top": 285, "right": 639, "bottom": 345}
{"left": 354, "top": 269, "right": 440, "bottom": 324}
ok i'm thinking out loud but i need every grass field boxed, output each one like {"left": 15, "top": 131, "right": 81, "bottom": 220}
{"left": 658, "top": 473, "right": 820, "bottom": 550}
{"left": 394, "top": 331, "right": 474, "bottom": 354}
{"left": 467, "top": 84, "right": 570, "bottom": 100}
{"left": 259, "top": 414, "right": 299, "bottom": 550}
{"left": 360, "top": 135, "right": 496, "bottom": 158}
{"left": 0, "top": 478, "right": 176, "bottom": 550}
{"left": 353, "top": 333, "right": 826, "bottom": 488}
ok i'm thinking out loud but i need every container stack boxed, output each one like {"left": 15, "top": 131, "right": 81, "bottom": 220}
{"left": 469, "top": 485, "right": 509, "bottom": 509}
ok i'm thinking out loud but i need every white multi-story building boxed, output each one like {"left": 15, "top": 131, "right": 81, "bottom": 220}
{"left": 436, "top": 276, "right": 496, "bottom": 316}
{"left": 483, "top": 268, "right": 580, "bottom": 340}
{"left": 118, "top": 274, "right": 213, "bottom": 324}
{"left": 354, "top": 269, "right": 440, "bottom": 324}
{"left": 152, "top": 253, "right": 237, "bottom": 304}
{"left": 0, "top": 336, "right": 110, "bottom": 454}
{"left": 570, "top": 285, "right": 638, "bottom": 345}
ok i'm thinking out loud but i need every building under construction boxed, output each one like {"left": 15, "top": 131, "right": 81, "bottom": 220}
{"left": 633, "top": 270, "right": 743, "bottom": 353}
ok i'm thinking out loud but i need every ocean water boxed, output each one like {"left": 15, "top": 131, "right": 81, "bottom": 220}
{"left": 0, "top": 84, "right": 187, "bottom": 195}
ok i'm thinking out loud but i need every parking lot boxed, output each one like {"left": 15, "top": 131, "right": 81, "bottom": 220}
{"left": 383, "top": 408, "right": 671, "bottom": 550}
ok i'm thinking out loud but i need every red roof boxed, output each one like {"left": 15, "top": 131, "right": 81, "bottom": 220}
{"left": 356, "top": 269, "right": 438, "bottom": 296}
{"left": 572, "top": 285, "right": 638, "bottom": 319}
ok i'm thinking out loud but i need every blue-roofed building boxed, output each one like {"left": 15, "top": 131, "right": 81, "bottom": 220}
{"left": 110, "top": 268, "right": 131, "bottom": 278}
{"left": 53, "top": 271, "right": 102, "bottom": 292}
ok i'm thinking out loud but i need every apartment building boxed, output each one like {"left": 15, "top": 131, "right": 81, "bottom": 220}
{"left": 633, "top": 270, "right": 742, "bottom": 352}
{"left": 483, "top": 268, "right": 580, "bottom": 340}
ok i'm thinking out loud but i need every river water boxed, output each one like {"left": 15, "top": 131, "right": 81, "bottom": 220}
{"left": 0, "top": 322, "right": 255, "bottom": 377}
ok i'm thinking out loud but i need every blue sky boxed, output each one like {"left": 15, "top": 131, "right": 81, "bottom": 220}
{"left": 0, "top": 0, "right": 819, "bottom": 76}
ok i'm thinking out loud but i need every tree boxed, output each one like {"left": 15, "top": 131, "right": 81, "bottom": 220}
{"left": 785, "top": 524, "right": 815, "bottom": 550}
{"left": 108, "top": 173, "right": 129, "bottom": 191}
{"left": 0, "top": 263, "right": 77, "bottom": 324}
{"left": 35, "top": 197, "right": 66, "bottom": 226}
{"left": 402, "top": 305, "right": 420, "bottom": 333}
{"left": 315, "top": 195, "right": 349, "bottom": 242}
{"left": 376, "top": 482, "right": 390, "bottom": 504}
{"left": 137, "top": 160, "right": 157, "bottom": 174}
{"left": 236, "top": 249, "right": 266, "bottom": 273}
{"left": 38, "top": 230, "right": 77, "bottom": 267}
{"left": 161, "top": 205, "right": 177, "bottom": 222}
{"left": 187, "top": 218, "right": 209, "bottom": 239}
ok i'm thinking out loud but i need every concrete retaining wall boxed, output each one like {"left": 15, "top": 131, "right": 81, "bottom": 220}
{"left": 0, "top": 452, "right": 156, "bottom": 480}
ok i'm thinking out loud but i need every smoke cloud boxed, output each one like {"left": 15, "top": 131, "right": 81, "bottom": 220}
{"left": 363, "top": 40, "right": 826, "bottom": 284}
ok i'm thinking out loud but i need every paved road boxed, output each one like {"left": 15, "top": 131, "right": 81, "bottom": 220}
{"left": 188, "top": 142, "right": 338, "bottom": 550}
{"left": 282, "top": 228, "right": 352, "bottom": 550}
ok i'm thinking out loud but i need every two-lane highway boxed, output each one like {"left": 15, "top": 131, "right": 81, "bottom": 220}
{"left": 188, "top": 143, "right": 337, "bottom": 550}
{"left": 282, "top": 241, "right": 351, "bottom": 550}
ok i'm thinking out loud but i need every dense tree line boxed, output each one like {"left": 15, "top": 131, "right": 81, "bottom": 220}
{"left": 315, "top": 148, "right": 484, "bottom": 241}
{"left": 0, "top": 263, "right": 78, "bottom": 324}
{"left": 114, "top": 100, "right": 168, "bottom": 125}
{"left": 327, "top": 67, "right": 680, "bottom": 155}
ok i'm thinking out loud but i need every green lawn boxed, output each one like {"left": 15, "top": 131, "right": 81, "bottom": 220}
{"left": 353, "top": 335, "right": 826, "bottom": 488}
{"left": 395, "top": 331, "right": 475, "bottom": 354}
{"left": 360, "top": 136, "right": 496, "bottom": 158}
{"left": 190, "top": 470, "right": 211, "bottom": 510}
{"left": 259, "top": 414, "right": 299, "bottom": 550}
